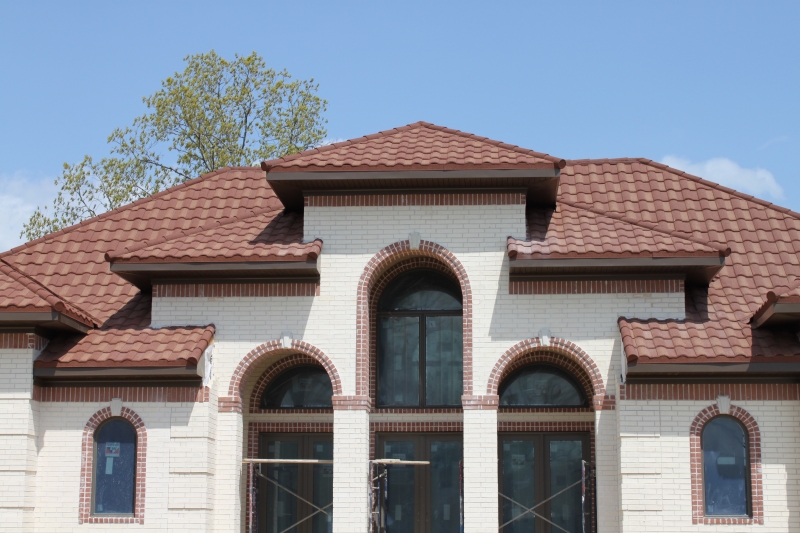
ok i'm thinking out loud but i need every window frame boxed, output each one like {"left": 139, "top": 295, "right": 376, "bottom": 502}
{"left": 259, "top": 364, "right": 334, "bottom": 410}
{"left": 700, "top": 415, "right": 753, "bottom": 518}
{"left": 498, "top": 363, "right": 589, "bottom": 408}
{"left": 91, "top": 417, "right": 138, "bottom": 518}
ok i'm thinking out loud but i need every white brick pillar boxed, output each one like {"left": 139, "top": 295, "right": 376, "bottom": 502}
{"left": 596, "top": 407, "right": 621, "bottom": 533}
{"left": 462, "top": 395, "right": 499, "bottom": 532}
{"left": 214, "top": 408, "right": 243, "bottom": 533}
{"left": 332, "top": 398, "right": 370, "bottom": 533}
{"left": 0, "top": 337, "right": 43, "bottom": 533}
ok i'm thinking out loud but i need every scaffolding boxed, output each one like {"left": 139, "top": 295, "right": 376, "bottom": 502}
{"left": 247, "top": 457, "right": 594, "bottom": 533}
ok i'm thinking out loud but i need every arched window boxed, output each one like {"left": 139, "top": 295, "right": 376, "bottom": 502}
{"left": 499, "top": 365, "right": 586, "bottom": 407}
{"left": 377, "top": 269, "right": 463, "bottom": 407}
{"left": 93, "top": 418, "right": 137, "bottom": 516}
{"left": 702, "top": 416, "right": 750, "bottom": 516}
{"left": 261, "top": 366, "right": 333, "bottom": 408}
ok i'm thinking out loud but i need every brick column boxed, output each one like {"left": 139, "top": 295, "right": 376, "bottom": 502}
{"left": 462, "top": 395, "right": 499, "bottom": 532}
{"left": 214, "top": 410, "right": 243, "bottom": 532}
{"left": 0, "top": 335, "right": 45, "bottom": 532}
{"left": 332, "top": 396, "right": 371, "bottom": 533}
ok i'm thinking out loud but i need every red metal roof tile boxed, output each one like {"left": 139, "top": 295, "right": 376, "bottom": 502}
{"left": 262, "top": 121, "right": 566, "bottom": 172}
{"left": 108, "top": 210, "right": 321, "bottom": 264}
{"left": 34, "top": 294, "right": 214, "bottom": 368}
{"left": 507, "top": 200, "right": 726, "bottom": 260}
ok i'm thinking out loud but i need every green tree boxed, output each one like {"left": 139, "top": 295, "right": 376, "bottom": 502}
{"left": 22, "top": 51, "right": 327, "bottom": 240}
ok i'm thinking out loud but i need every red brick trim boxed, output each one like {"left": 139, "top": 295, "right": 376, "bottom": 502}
{"left": 488, "top": 339, "right": 611, "bottom": 410}
{"left": 304, "top": 192, "right": 526, "bottom": 207}
{"left": 34, "top": 385, "right": 208, "bottom": 403}
{"left": 357, "top": 241, "right": 473, "bottom": 403}
{"left": 154, "top": 281, "right": 319, "bottom": 298}
{"left": 249, "top": 354, "right": 333, "bottom": 413}
{"left": 619, "top": 383, "right": 800, "bottom": 401}
{"left": 79, "top": 406, "right": 147, "bottom": 524}
{"left": 222, "top": 340, "right": 342, "bottom": 413}
{"left": 509, "top": 279, "right": 684, "bottom": 295}
{"left": 0, "top": 332, "right": 47, "bottom": 350}
{"left": 690, "top": 404, "right": 764, "bottom": 525}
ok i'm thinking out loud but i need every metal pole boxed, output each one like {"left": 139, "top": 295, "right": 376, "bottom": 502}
{"left": 248, "top": 461, "right": 255, "bottom": 533}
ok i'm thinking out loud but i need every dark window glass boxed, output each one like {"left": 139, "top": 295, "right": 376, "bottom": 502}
{"left": 93, "top": 419, "right": 136, "bottom": 515}
{"left": 499, "top": 365, "right": 586, "bottom": 407}
{"left": 377, "top": 270, "right": 463, "bottom": 407}
{"left": 378, "top": 270, "right": 461, "bottom": 311}
{"left": 261, "top": 366, "right": 333, "bottom": 409}
{"left": 703, "top": 416, "right": 750, "bottom": 516}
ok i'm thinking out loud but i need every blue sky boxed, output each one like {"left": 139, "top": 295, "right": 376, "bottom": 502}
{"left": 1, "top": 1, "right": 798, "bottom": 251}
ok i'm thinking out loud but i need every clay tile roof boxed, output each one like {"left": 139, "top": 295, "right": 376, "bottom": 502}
{"left": 0, "top": 259, "right": 97, "bottom": 327}
{"left": 619, "top": 317, "right": 800, "bottom": 364}
{"left": 507, "top": 200, "right": 726, "bottom": 260}
{"left": 34, "top": 294, "right": 214, "bottom": 368}
{"left": 108, "top": 210, "right": 321, "bottom": 264}
{"left": 0, "top": 167, "right": 281, "bottom": 324}
{"left": 262, "top": 121, "right": 566, "bottom": 172}
{"left": 750, "top": 282, "right": 800, "bottom": 324}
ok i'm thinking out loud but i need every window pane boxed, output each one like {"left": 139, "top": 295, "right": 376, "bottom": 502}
{"left": 426, "top": 316, "right": 463, "bottom": 406}
{"left": 312, "top": 441, "right": 334, "bottom": 533}
{"left": 384, "top": 441, "right": 416, "bottom": 533}
{"left": 499, "top": 366, "right": 585, "bottom": 407}
{"left": 94, "top": 419, "right": 136, "bottom": 515}
{"left": 264, "top": 440, "right": 300, "bottom": 533}
{"left": 550, "top": 440, "right": 583, "bottom": 533}
{"left": 501, "top": 440, "right": 536, "bottom": 533}
{"left": 703, "top": 417, "right": 748, "bottom": 516}
{"left": 378, "top": 317, "right": 420, "bottom": 406}
{"left": 378, "top": 270, "right": 462, "bottom": 311}
{"left": 430, "top": 441, "right": 462, "bottom": 533}
{"left": 261, "top": 367, "right": 333, "bottom": 408}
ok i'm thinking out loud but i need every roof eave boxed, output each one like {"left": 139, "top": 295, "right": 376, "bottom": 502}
{"left": 509, "top": 255, "right": 725, "bottom": 283}
{"left": 109, "top": 260, "right": 320, "bottom": 290}
{"left": 751, "top": 302, "right": 800, "bottom": 329}
{"left": 0, "top": 311, "right": 90, "bottom": 334}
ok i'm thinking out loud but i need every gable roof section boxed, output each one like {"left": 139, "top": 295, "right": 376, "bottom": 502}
{"left": 508, "top": 200, "right": 727, "bottom": 260}
{"left": 107, "top": 209, "right": 320, "bottom": 264}
{"left": 0, "top": 167, "right": 281, "bottom": 324}
{"left": 34, "top": 294, "right": 214, "bottom": 369}
{"left": 559, "top": 159, "right": 800, "bottom": 364}
{"left": 263, "top": 121, "right": 566, "bottom": 172}
{"left": 0, "top": 259, "right": 97, "bottom": 330}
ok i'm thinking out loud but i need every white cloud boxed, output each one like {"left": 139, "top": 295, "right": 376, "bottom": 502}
{"left": 661, "top": 155, "right": 784, "bottom": 200}
{"left": 0, "top": 171, "right": 59, "bottom": 252}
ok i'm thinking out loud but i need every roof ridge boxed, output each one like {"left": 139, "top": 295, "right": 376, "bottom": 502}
{"left": 0, "top": 258, "right": 99, "bottom": 326}
{"left": 566, "top": 157, "right": 800, "bottom": 223}
{"left": 262, "top": 121, "right": 566, "bottom": 168}
{"left": 557, "top": 198, "right": 730, "bottom": 255}
{"left": 106, "top": 204, "right": 286, "bottom": 260}
{"left": 1, "top": 166, "right": 262, "bottom": 259}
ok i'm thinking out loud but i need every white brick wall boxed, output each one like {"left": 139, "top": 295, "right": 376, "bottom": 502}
{"left": 619, "top": 399, "right": 800, "bottom": 532}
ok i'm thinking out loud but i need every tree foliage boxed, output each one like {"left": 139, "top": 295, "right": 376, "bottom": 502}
{"left": 23, "top": 51, "right": 327, "bottom": 240}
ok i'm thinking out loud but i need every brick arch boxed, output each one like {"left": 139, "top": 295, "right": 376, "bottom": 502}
{"left": 356, "top": 240, "right": 473, "bottom": 401}
{"left": 249, "top": 354, "right": 332, "bottom": 413}
{"left": 689, "top": 403, "right": 763, "bottom": 525}
{"left": 222, "top": 340, "right": 342, "bottom": 413}
{"left": 79, "top": 406, "right": 147, "bottom": 524}
{"left": 488, "top": 338, "right": 611, "bottom": 410}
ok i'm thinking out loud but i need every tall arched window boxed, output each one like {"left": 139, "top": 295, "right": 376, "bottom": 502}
{"left": 261, "top": 365, "right": 333, "bottom": 408}
{"left": 93, "top": 418, "right": 137, "bottom": 516}
{"left": 377, "top": 269, "right": 463, "bottom": 407}
{"left": 702, "top": 416, "right": 750, "bottom": 516}
{"left": 499, "top": 365, "right": 587, "bottom": 407}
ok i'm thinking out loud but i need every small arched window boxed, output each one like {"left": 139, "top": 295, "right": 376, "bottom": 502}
{"left": 93, "top": 418, "right": 137, "bottom": 515}
{"left": 499, "top": 365, "right": 586, "bottom": 407}
{"left": 377, "top": 269, "right": 463, "bottom": 407}
{"left": 261, "top": 366, "right": 333, "bottom": 408}
{"left": 702, "top": 416, "right": 750, "bottom": 516}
